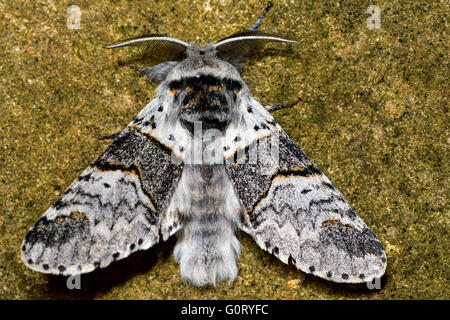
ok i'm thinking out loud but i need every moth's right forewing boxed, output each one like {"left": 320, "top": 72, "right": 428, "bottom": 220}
{"left": 225, "top": 97, "right": 387, "bottom": 283}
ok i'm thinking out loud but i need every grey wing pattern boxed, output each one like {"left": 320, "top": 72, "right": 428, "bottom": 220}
{"left": 21, "top": 100, "right": 184, "bottom": 276}
{"left": 226, "top": 100, "right": 386, "bottom": 283}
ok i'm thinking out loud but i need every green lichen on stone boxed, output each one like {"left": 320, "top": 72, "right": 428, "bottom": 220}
{"left": 0, "top": 0, "right": 448, "bottom": 299}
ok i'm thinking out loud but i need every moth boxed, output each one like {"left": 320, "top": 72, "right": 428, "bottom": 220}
{"left": 21, "top": 2, "right": 386, "bottom": 286}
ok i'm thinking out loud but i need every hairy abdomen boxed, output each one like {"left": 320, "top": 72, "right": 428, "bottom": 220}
{"left": 173, "top": 164, "right": 241, "bottom": 286}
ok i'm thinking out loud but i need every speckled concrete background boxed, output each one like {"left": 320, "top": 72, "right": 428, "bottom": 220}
{"left": 0, "top": 0, "right": 448, "bottom": 299}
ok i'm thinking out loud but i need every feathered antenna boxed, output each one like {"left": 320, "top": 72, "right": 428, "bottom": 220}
{"left": 104, "top": 34, "right": 189, "bottom": 61}
{"left": 214, "top": 30, "right": 299, "bottom": 58}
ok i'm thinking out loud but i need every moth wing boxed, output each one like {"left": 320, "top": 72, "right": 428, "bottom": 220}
{"left": 21, "top": 98, "right": 185, "bottom": 275}
{"left": 225, "top": 97, "right": 387, "bottom": 283}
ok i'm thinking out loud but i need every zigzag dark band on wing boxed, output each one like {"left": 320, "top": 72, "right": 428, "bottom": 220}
{"left": 21, "top": 124, "right": 184, "bottom": 275}
{"left": 227, "top": 125, "right": 387, "bottom": 283}
{"left": 228, "top": 162, "right": 323, "bottom": 216}
{"left": 51, "top": 174, "right": 157, "bottom": 223}
{"left": 93, "top": 128, "right": 183, "bottom": 214}
{"left": 90, "top": 161, "right": 158, "bottom": 214}
{"left": 226, "top": 131, "right": 322, "bottom": 215}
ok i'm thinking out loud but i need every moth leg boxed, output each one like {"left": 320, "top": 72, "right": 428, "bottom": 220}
{"left": 98, "top": 131, "right": 121, "bottom": 140}
{"left": 249, "top": 1, "right": 273, "bottom": 30}
{"left": 265, "top": 97, "right": 302, "bottom": 112}
{"left": 125, "top": 61, "right": 178, "bottom": 82}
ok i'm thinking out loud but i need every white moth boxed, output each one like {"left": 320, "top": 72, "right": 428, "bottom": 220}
{"left": 21, "top": 2, "right": 386, "bottom": 286}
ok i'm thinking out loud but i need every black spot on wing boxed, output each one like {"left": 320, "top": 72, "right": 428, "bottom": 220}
{"left": 322, "top": 181, "right": 336, "bottom": 190}
{"left": 272, "top": 247, "right": 279, "bottom": 256}
{"left": 52, "top": 199, "right": 68, "bottom": 210}
{"left": 132, "top": 115, "right": 144, "bottom": 125}
{"left": 288, "top": 255, "right": 296, "bottom": 265}
{"left": 77, "top": 173, "right": 92, "bottom": 182}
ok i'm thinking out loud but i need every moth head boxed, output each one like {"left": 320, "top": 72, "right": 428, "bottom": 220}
{"left": 186, "top": 43, "right": 217, "bottom": 58}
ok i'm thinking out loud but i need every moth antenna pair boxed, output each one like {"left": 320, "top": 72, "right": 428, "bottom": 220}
{"left": 104, "top": 2, "right": 299, "bottom": 62}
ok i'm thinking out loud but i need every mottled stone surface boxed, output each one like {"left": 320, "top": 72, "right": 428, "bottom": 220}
{"left": 0, "top": 0, "right": 447, "bottom": 299}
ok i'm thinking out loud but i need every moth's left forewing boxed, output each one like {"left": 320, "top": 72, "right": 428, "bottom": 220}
{"left": 21, "top": 97, "right": 186, "bottom": 275}
{"left": 225, "top": 96, "right": 387, "bottom": 283}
